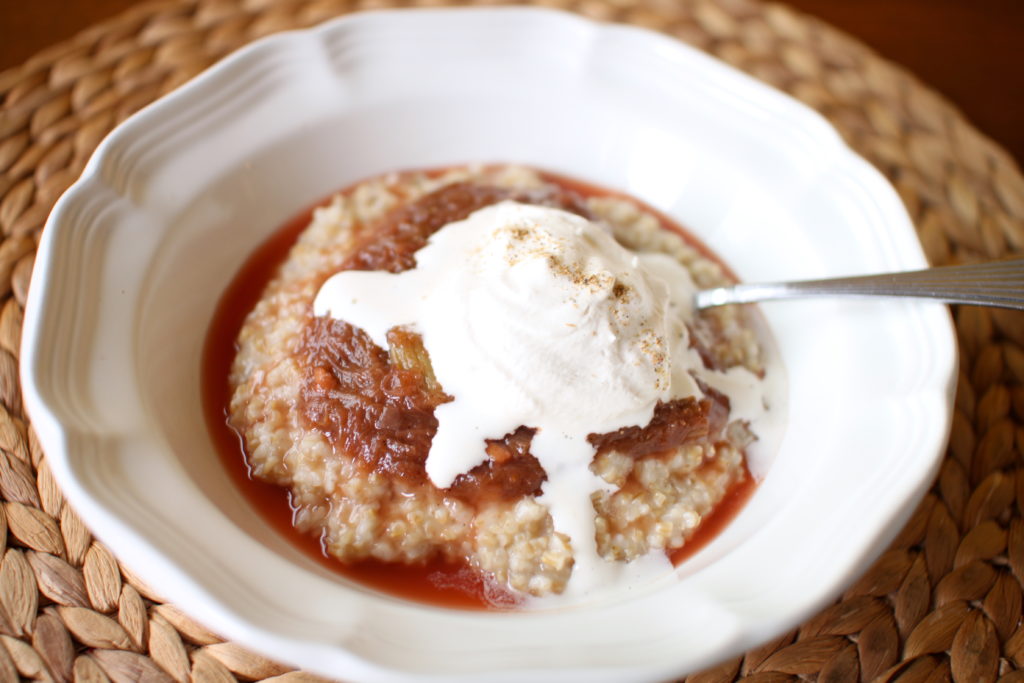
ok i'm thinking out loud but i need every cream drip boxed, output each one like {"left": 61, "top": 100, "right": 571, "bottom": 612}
{"left": 313, "top": 200, "right": 775, "bottom": 601}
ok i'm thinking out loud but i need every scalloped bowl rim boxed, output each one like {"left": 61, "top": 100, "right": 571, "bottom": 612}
{"left": 21, "top": 7, "right": 956, "bottom": 682}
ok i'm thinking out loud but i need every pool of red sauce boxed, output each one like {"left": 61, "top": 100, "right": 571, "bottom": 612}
{"left": 202, "top": 168, "right": 757, "bottom": 610}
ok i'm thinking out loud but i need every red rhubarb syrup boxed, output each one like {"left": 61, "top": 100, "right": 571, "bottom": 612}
{"left": 202, "top": 169, "right": 757, "bottom": 610}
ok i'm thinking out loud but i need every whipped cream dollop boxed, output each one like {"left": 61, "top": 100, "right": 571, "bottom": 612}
{"left": 313, "top": 200, "right": 769, "bottom": 600}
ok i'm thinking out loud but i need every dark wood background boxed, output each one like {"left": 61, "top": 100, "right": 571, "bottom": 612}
{"left": 1, "top": 0, "right": 1022, "bottom": 167}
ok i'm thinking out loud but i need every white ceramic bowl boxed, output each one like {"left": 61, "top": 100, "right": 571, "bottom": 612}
{"left": 22, "top": 7, "right": 956, "bottom": 682}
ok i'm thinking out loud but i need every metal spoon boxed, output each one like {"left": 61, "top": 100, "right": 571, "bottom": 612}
{"left": 694, "top": 258, "right": 1024, "bottom": 310}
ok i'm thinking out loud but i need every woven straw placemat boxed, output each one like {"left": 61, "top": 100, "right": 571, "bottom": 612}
{"left": 2, "top": 0, "right": 1023, "bottom": 681}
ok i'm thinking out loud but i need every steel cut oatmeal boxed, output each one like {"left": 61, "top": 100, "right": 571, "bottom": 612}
{"left": 223, "top": 164, "right": 781, "bottom": 606}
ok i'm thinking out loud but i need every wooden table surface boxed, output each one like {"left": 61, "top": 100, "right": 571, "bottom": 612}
{"left": 2, "top": 0, "right": 1023, "bottom": 170}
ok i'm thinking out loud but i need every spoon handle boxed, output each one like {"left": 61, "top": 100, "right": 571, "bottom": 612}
{"left": 695, "top": 258, "right": 1024, "bottom": 310}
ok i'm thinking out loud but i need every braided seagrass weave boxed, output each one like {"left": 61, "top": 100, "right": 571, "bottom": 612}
{"left": 1, "top": 0, "right": 1023, "bottom": 680}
